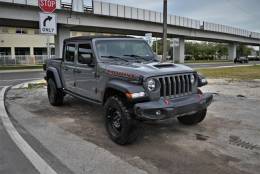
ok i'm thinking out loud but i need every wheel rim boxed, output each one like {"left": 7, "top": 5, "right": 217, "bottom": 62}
{"left": 107, "top": 106, "right": 122, "bottom": 137}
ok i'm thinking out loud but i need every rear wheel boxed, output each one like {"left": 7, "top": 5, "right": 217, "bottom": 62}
{"left": 47, "top": 78, "right": 64, "bottom": 106}
{"left": 104, "top": 96, "right": 140, "bottom": 145}
{"left": 177, "top": 109, "right": 207, "bottom": 125}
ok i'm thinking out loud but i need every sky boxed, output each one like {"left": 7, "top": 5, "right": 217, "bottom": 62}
{"left": 91, "top": 0, "right": 260, "bottom": 32}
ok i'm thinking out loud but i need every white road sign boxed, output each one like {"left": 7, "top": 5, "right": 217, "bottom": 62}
{"left": 145, "top": 33, "right": 153, "bottom": 47}
{"left": 39, "top": 12, "right": 57, "bottom": 35}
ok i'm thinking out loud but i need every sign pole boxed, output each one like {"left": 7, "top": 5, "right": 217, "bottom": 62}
{"left": 47, "top": 36, "right": 50, "bottom": 59}
{"left": 39, "top": 0, "right": 57, "bottom": 60}
{"left": 162, "top": 0, "right": 168, "bottom": 63}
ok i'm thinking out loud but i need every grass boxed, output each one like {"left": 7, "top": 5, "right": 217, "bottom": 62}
{"left": 185, "top": 60, "right": 232, "bottom": 64}
{"left": 197, "top": 65, "right": 260, "bottom": 80}
{"left": 0, "top": 65, "right": 43, "bottom": 71}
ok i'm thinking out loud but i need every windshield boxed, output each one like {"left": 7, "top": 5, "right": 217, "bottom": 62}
{"left": 95, "top": 40, "right": 155, "bottom": 61}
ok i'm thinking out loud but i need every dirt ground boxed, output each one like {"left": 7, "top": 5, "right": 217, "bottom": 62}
{"left": 6, "top": 79, "right": 260, "bottom": 174}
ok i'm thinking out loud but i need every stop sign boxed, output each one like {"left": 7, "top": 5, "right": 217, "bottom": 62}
{"left": 38, "top": 0, "right": 56, "bottom": 13}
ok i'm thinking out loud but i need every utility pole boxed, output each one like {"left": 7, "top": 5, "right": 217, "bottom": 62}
{"left": 162, "top": 0, "right": 168, "bottom": 62}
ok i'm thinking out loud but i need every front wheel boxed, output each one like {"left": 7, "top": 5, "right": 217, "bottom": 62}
{"left": 104, "top": 96, "right": 140, "bottom": 145}
{"left": 47, "top": 78, "right": 64, "bottom": 106}
{"left": 177, "top": 109, "right": 207, "bottom": 125}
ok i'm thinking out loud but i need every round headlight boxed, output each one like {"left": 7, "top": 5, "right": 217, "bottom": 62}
{"left": 190, "top": 74, "right": 195, "bottom": 84}
{"left": 147, "top": 79, "right": 156, "bottom": 91}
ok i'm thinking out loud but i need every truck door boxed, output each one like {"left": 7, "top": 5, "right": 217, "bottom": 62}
{"left": 62, "top": 43, "right": 76, "bottom": 92}
{"left": 74, "top": 42, "right": 97, "bottom": 100}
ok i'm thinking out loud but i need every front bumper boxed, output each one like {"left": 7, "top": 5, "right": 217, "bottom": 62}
{"left": 134, "top": 93, "right": 213, "bottom": 121}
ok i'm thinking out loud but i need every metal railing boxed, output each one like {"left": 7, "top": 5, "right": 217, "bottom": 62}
{"left": 92, "top": 1, "right": 260, "bottom": 39}
{"left": 93, "top": 1, "right": 200, "bottom": 29}
{"left": 0, "top": 55, "right": 54, "bottom": 66}
{"left": 61, "top": 1, "right": 93, "bottom": 13}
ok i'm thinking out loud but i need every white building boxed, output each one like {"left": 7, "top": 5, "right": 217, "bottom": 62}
{"left": 0, "top": 27, "right": 55, "bottom": 57}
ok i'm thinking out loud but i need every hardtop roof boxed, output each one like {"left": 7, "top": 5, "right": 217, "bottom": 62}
{"left": 63, "top": 36, "right": 140, "bottom": 43}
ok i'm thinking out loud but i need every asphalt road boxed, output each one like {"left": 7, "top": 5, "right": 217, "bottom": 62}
{"left": 0, "top": 70, "right": 44, "bottom": 174}
{"left": 0, "top": 62, "right": 259, "bottom": 174}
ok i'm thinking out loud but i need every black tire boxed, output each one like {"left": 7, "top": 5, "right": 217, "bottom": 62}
{"left": 104, "top": 96, "right": 140, "bottom": 145}
{"left": 177, "top": 109, "right": 207, "bottom": 125}
{"left": 47, "top": 78, "right": 64, "bottom": 106}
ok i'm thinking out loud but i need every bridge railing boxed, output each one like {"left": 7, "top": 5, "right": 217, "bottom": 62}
{"left": 93, "top": 1, "right": 201, "bottom": 29}
{"left": 203, "top": 22, "right": 258, "bottom": 38}
{"left": 92, "top": 1, "right": 260, "bottom": 39}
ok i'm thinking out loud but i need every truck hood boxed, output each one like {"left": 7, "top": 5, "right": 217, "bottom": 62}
{"left": 103, "top": 62, "right": 195, "bottom": 79}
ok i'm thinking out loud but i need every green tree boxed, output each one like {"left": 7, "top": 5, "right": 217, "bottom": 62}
{"left": 237, "top": 45, "right": 253, "bottom": 57}
{"left": 152, "top": 39, "right": 171, "bottom": 55}
{"left": 185, "top": 42, "right": 228, "bottom": 60}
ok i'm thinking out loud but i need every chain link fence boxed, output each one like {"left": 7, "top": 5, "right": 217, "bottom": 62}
{"left": 0, "top": 55, "right": 55, "bottom": 66}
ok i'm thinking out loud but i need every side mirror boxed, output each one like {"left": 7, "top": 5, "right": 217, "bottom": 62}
{"left": 80, "top": 53, "right": 93, "bottom": 65}
{"left": 197, "top": 74, "right": 208, "bottom": 87}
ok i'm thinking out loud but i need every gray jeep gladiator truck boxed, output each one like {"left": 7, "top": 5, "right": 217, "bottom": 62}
{"left": 44, "top": 36, "right": 213, "bottom": 145}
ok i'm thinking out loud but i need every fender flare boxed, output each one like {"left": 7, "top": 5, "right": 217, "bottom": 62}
{"left": 46, "top": 67, "right": 63, "bottom": 89}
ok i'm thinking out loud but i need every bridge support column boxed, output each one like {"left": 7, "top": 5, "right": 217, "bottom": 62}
{"left": 173, "top": 38, "right": 185, "bottom": 63}
{"left": 55, "top": 26, "right": 70, "bottom": 58}
{"left": 228, "top": 43, "right": 237, "bottom": 60}
{"left": 11, "top": 47, "right": 15, "bottom": 58}
{"left": 30, "top": 47, "right": 34, "bottom": 55}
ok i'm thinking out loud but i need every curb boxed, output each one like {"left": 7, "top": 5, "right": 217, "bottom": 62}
{"left": 0, "top": 86, "right": 57, "bottom": 174}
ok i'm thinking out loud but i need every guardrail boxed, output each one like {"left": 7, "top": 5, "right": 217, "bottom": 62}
{"left": 93, "top": 1, "right": 201, "bottom": 29}
{"left": 92, "top": 1, "right": 260, "bottom": 39}
{"left": 203, "top": 22, "right": 260, "bottom": 39}
{"left": 0, "top": 55, "right": 54, "bottom": 65}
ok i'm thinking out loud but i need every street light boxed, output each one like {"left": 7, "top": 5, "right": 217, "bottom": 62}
{"left": 162, "top": 0, "right": 168, "bottom": 62}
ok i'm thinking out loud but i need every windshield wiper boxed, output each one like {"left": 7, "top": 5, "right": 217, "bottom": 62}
{"left": 101, "top": 55, "right": 129, "bottom": 62}
{"left": 123, "top": 54, "right": 141, "bottom": 58}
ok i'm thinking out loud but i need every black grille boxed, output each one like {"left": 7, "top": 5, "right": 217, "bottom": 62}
{"left": 158, "top": 74, "right": 193, "bottom": 98}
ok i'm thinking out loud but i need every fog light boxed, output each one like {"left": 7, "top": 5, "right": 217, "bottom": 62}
{"left": 201, "top": 79, "right": 207, "bottom": 83}
{"left": 126, "top": 92, "right": 145, "bottom": 99}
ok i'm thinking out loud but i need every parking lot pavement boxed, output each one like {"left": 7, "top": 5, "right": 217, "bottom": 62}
{"left": 0, "top": 71, "right": 44, "bottom": 86}
{"left": 5, "top": 80, "right": 260, "bottom": 174}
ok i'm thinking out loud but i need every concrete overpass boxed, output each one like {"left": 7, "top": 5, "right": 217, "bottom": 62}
{"left": 0, "top": 0, "right": 260, "bottom": 63}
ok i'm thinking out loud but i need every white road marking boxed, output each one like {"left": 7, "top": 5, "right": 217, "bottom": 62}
{"left": 0, "top": 86, "right": 57, "bottom": 174}
{"left": 0, "top": 78, "right": 42, "bottom": 82}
